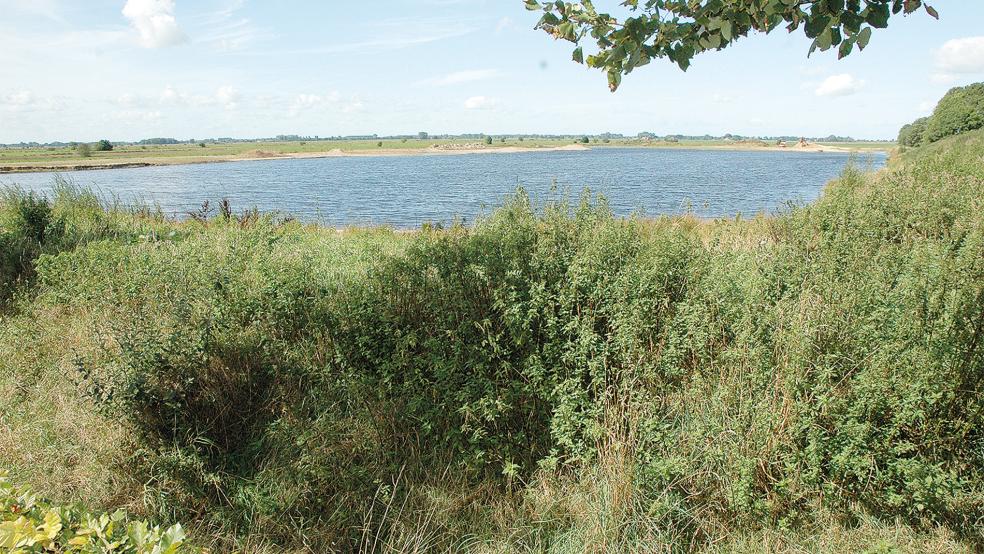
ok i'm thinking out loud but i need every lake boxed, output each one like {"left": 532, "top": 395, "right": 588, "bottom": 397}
{"left": 1, "top": 148, "right": 886, "bottom": 228}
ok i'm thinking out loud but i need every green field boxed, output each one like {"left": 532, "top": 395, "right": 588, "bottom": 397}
{"left": 1, "top": 130, "right": 980, "bottom": 552}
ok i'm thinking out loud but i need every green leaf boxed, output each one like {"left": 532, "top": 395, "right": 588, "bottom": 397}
{"left": 721, "top": 20, "right": 733, "bottom": 41}
{"left": 817, "top": 28, "right": 833, "bottom": 50}
{"left": 857, "top": 26, "right": 872, "bottom": 49}
{"left": 838, "top": 38, "right": 854, "bottom": 59}
{"left": 607, "top": 70, "right": 622, "bottom": 91}
{"left": 572, "top": 46, "right": 584, "bottom": 63}
{"left": 925, "top": 4, "right": 939, "bottom": 19}
{"left": 865, "top": 4, "right": 890, "bottom": 28}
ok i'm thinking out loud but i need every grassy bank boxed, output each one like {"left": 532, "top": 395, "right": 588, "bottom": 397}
{"left": 0, "top": 130, "right": 981, "bottom": 552}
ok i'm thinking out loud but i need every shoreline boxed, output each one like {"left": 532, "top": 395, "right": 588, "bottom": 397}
{"left": 0, "top": 144, "right": 590, "bottom": 174}
{"left": 0, "top": 142, "right": 889, "bottom": 175}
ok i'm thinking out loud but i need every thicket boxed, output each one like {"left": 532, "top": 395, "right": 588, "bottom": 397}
{"left": 1, "top": 130, "right": 983, "bottom": 552}
{"left": 898, "top": 82, "right": 984, "bottom": 147}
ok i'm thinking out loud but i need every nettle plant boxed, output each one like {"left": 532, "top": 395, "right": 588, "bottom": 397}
{"left": 525, "top": 0, "right": 938, "bottom": 91}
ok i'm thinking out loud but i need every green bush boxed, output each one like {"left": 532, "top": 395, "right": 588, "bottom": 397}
{"left": 0, "top": 184, "right": 167, "bottom": 303}
{"left": 924, "top": 82, "right": 984, "bottom": 143}
{"left": 0, "top": 189, "right": 51, "bottom": 301}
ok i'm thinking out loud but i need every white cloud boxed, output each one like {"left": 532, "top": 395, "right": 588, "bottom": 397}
{"left": 287, "top": 91, "right": 365, "bottom": 116}
{"left": 815, "top": 74, "right": 863, "bottom": 97}
{"left": 420, "top": 69, "right": 500, "bottom": 87}
{"left": 202, "top": 18, "right": 266, "bottom": 51}
{"left": 113, "top": 109, "right": 163, "bottom": 123}
{"left": 918, "top": 100, "right": 937, "bottom": 114}
{"left": 495, "top": 17, "right": 516, "bottom": 33}
{"left": 159, "top": 85, "right": 183, "bottom": 103}
{"left": 931, "top": 73, "right": 958, "bottom": 85}
{"left": 283, "top": 17, "right": 477, "bottom": 56}
{"left": 158, "top": 85, "right": 240, "bottom": 109}
{"left": 464, "top": 96, "right": 496, "bottom": 110}
{"left": 0, "top": 91, "right": 64, "bottom": 113}
{"left": 215, "top": 86, "right": 240, "bottom": 109}
{"left": 122, "top": 0, "right": 187, "bottom": 48}
{"left": 936, "top": 36, "right": 984, "bottom": 74}
{"left": 342, "top": 98, "right": 365, "bottom": 114}
{"left": 2, "top": 91, "right": 36, "bottom": 106}
{"left": 196, "top": 1, "right": 272, "bottom": 52}
{"left": 293, "top": 93, "right": 326, "bottom": 110}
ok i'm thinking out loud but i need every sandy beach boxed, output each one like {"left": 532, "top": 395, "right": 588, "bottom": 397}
{"left": 0, "top": 141, "right": 884, "bottom": 174}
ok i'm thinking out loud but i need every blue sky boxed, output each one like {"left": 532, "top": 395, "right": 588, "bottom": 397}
{"left": 1, "top": 0, "right": 983, "bottom": 142}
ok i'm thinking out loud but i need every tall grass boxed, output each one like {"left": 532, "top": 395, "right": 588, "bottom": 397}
{"left": 1, "top": 130, "right": 982, "bottom": 552}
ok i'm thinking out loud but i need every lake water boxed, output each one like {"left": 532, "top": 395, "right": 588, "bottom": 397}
{"left": 2, "top": 148, "right": 886, "bottom": 228}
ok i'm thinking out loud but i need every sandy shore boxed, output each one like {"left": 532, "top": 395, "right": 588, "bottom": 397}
{"left": 0, "top": 144, "right": 591, "bottom": 174}
{"left": 0, "top": 141, "right": 886, "bottom": 174}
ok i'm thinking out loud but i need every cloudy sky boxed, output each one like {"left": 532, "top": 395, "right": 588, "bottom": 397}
{"left": 2, "top": 0, "right": 983, "bottom": 143}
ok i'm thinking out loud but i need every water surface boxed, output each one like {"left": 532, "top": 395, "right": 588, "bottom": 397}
{"left": 3, "top": 148, "right": 885, "bottom": 227}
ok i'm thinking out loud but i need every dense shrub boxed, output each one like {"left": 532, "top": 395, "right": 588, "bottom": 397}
{"left": 0, "top": 184, "right": 166, "bottom": 304}
{"left": 0, "top": 189, "right": 51, "bottom": 301}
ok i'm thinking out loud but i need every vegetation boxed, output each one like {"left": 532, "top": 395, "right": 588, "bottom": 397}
{"left": 925, "top": 83, "right": 984, "bottom": 143}
{"left": 0, "top": 472, "right": 193, "bottom": 553}
{"left": 897, "top": 116, "right": 928, "bottom": 147}
{"left": 897, "top": 82, "right": 984, "bottom": 147}
{"left": 525, "top": 0, "right": 937, "bottom": 90}
{"left": 94, "top": 140, "right": 114, "bottom": 152}
{"left": 0, "top": 124, "right": 981, "bottom": 551}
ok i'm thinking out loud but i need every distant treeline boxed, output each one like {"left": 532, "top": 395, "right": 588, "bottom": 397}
{"left": 1, "top": 132, "right": 880, "bottom": 149}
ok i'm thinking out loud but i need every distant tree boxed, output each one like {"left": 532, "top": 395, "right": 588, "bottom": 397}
{"left": 199, "top": 142, "right": 207, "bottom": 148}
{"left": 485, "top": 136, "right": 494, "bottom": 145}
{"left": 93, "top": 139, "right": 113, "bottom": 151}
{"left": 897, "top": 117, "right": 929, "bottom": 147}
{"left": 525, "top": 0, "right": 938, "bottom": 91}
{"left": 377, "top": 141, "right": 383, "bottom": 147}
{"left": 139, "top": 138, "right": 180, "bottom": 145}
{"left": 75, "top": 143, "right": 92, "bottom": 157}
{"left": 579, "top": 136, "right": 590, "bottom": 144}
{"left": 924, "top": 83, "right": 984, "bottom": 143}
{"left": 418, "top": 132, "right": 429, "bottom": 140}
{"left": 518, "top": 137, "right": 524, "bottom": 142}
